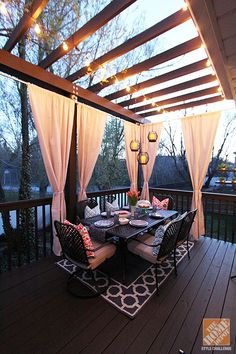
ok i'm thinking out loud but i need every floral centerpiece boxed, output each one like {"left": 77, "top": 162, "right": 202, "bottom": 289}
{"left": 127, "top": 190, "right": 140, "bottom": 206}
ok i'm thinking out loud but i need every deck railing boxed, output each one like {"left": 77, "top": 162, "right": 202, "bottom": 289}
{"left": 0, "top": 197, "right": 52, "bottom": 272}
{"left": 0, "top": 187, "right": 235, "bottom": 272}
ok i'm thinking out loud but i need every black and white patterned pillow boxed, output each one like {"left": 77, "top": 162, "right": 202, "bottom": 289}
{"left": 106, "top": 199, "right": 119, "bottom": 212}
{"left": 84, "top": 204, "right": 100, "bottom": 218}
{"left": 152, "top": 225, "right": 165, "bottom": 256}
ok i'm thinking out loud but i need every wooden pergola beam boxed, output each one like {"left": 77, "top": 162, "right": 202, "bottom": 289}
{"left": 131, "top": 86, "right": 220, "bottom": 113}
{"left": 0, "top": 50, "right": 142, "bottom": 123}
{"left": 39, "top": 0, "right": 136, "bottom": 69}
{"left": 105, "top": 58, "right": 208, "bottom": 101}
{"left": 140, "top": 95, "right": 223, "bottom": 117}
{"left": 66, "top": 9, "right": 191, "bottom": 82}
{"left": 120, "top": 74, "right": 216, "bottom": 107}
{"left": 4, "top": 0, "right": 49, "bottom": 52}
{"left": 88, "top": 36, "right": 202, "bottom": 93}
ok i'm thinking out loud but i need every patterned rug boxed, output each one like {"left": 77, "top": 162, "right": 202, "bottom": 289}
{"left": 57, "top": 241, "right": 194, "bottom": 318}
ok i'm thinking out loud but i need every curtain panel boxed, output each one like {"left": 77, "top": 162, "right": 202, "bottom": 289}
{"left": 124, "top": 121, "right": 140, "bottom": 191}
{"left": 28, "top": 84, "right": 75, "bottom": 255}
{"left": 77, "top": 103, "right": 107, "bottom": 201}
{"left": 181, "top": 111, "right": 221, "bottom": 239}
{"left": 140, "top": 122, "right": 163, "bottom": 200}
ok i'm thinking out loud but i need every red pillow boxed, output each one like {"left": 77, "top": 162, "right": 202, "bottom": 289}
{"left": 152, "top": 196, "right": 169, "bottom": 210}
{"left": 64, "top": 220, "right": 95, "bottom": 257}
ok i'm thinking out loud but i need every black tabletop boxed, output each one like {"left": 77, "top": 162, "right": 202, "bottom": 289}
{"left": 83, "top": 209, "right": 178, "bottom": 241}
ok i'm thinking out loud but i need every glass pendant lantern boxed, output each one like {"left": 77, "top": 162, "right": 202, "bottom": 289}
{"left": 130, "top": 140, "right": 140, "bottom": 152}
{"left": 148, "top": 131, "right": 158, "bottom": 142}
{"left": 137, "top": 151, "right": 149, "bottom": 165}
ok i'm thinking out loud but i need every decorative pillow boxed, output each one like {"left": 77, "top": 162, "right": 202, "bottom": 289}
{"left": 64, "top": 220, "right": 95, "bottom": 257}
{"left": 84, "top": 204, "right": 100, "bottom": 219}
{"left": 106, "top": 199, "right": 119, "bottom": 212}
{"left": 152, "top": 225, "right": 165, "bottom": 256}
{"left": 152, "top": 196, "right": 169, "bottom": 210}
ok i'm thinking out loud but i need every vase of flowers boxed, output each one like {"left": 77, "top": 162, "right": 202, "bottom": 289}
{"left": 127, "top": 190, "right": 140, "bottom": 217}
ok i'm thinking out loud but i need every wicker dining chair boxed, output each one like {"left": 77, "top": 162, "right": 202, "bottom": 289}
{"left": 54, "top": 220, "right": 116, "bottom": 298}
{"left": 127, "top": 217, "right": 183, "bottom": 293}
{"left": 175, "top": 209, "right": 197, "bottom": 260}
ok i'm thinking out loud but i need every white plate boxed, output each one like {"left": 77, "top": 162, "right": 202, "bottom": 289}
{"left": 129, "top": 220, "right": 148, "bottom": 228}
{"left": 100, "top": 212, "right": 114, "bottom": 217}
{"left": 114, "top": 210, "right": 131, "bottom": 218}
{"left": 94, "top": 220, "right": 114, "bottom": 228}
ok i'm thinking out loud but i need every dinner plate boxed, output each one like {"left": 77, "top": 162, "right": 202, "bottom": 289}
{"left": 94, "top": 220, "right": 114, "bottom": 228}
{"left": 129, "top": 220, "right": 148, "bottom": 228}
{"left": 100, "top": 211, "right": 114, "bottom": 217}
{"left": 149, "top": 212, "right": 164, "bottom": 219}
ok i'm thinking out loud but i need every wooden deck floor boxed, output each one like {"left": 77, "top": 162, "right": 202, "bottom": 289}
{"left": 0, "top": 237, "right": 235, "bottom": 354}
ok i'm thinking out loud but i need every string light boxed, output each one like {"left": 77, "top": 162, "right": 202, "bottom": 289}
{"left": 0, "top": 2, "right": 7, "bottom": 15}
{"left": 84, "top": 59, "right": 90, "bottom": 67}
{"left": 182, "top": 2, "right": 188, "bottom": 11}
{"left": 114, "top": 78, "right": 119, "bottom": 84}
{"left": 62, "top": 41, "right": 69, "bottom": 51}
{"left": 126, "top": 86, "right": 131, "bottom": 92}
{"left": 206, "top": 59, "right": 211, "bottom": 67}
{"left": 34, "top": 23, "right": 41, "bottom": 35}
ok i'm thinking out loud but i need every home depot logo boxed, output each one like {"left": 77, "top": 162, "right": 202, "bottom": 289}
{"left": 202, "top": 318, "right": 230, "bottom": 348}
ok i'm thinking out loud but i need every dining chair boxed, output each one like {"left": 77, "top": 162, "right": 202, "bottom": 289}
{"left": 127, "top": 217, "right": 183, "bottom": 293}
{"left": 54, "top": 220, "right": 116, "bottom": 298}
{"left": 175, "top": 209, "right": 197, "bottom": 260}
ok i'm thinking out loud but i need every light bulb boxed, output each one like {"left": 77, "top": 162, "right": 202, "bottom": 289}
{"left": 62, "top": 42, "right": 69, "bottom": 51}
{"left": 34, "top": 23, "right": 41, "bottom": 34}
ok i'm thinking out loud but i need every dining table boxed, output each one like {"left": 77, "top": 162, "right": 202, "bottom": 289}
{"left": 83, "top": 209, "right": 178, "bottom": 283}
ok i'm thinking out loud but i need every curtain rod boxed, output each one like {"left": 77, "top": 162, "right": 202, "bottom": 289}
{"left": 0, "top": 71, "right": 29, "bottom": 85}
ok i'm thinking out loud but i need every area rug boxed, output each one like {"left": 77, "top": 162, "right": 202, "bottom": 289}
{"left": 57, "top": 241, "right": 194, "bottom": 318}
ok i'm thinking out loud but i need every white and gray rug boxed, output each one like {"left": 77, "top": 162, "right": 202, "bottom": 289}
{"left": 57, "top": 241, "right": 194, "bottom": 318}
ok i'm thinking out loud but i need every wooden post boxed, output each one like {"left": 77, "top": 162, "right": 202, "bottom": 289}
{"left": 65, "top": 103, "right": 77, "bottom": 222}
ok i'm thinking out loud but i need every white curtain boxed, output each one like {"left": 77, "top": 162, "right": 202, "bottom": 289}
{"left": 124, "top": 121, "right": 140, "bottom": 191}
{"left": 141, "top": 122, "right": 163, "bottom": 200}
{"left": 77, "top": 103, "right": 107, "bottom": 201}
{"left": 28, "top": 84, "right": 75, "bottom": 255}
{"left": 181, "top": 111, "right": 221, "bottom": 239}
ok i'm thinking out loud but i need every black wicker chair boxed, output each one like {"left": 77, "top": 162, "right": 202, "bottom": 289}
{"left": 54, "top": 220, "right": 116, "bottom": 298}
{"left": 127, "top": 217, "right": 183, "bottom": 293}
{"left": 175, "top": 209, "right": 197, "bottom": 260}
{"left": 76, "top": 198, "right": 98, "bottom": 223}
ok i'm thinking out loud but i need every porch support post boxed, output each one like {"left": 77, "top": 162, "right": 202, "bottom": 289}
{"left": 65, "top": 102, "right": 77, "bottom": 222}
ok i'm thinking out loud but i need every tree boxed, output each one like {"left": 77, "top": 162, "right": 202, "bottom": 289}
{"left": 204, "top": 113, "right": 236, "bottom": 188}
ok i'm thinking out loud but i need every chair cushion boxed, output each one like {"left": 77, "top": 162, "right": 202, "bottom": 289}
{"left": 152, "top": 196, "right": 169, "bottom": 210}
{"left": 152, "top": 225, "right": 166, "bottom": 256}
{"left": 64, "top": 220, "right": 95, "bottom": 257}
{"left": 88, "top": 241, "right": 116, "bottom": 270}
{"left": 106, "top": 199, "right": 119, "bottom": 212}
{"left": 84, "top": 204, "right": 100, "bottom": 219}
{"left": 128, "top": 234, "right": 157, "bottom": 264}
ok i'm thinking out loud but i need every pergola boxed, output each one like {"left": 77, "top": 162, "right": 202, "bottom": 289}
{"left": 0, "top": 0, "right": 235, "bottom": 124}
{"left": 0, "top": 0, "right": 236, "bottom": 249}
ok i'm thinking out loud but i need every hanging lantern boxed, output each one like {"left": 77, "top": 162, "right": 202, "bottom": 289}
{"left": 137, "top": 151, "right": 149, "bottom": 165}
{"left": 130, "top": 140, "right": 140, "bottom": 152}
{"left": 148, "top": 131, "right": 158, "bottom": 142}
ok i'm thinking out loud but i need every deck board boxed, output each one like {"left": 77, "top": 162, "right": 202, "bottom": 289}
{"left": 0, "top": 237, "right": 235, "bottom": 354}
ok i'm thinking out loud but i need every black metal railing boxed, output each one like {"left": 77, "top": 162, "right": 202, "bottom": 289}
{"left": 0, "top": 187, "right": 235, "bottom": 272}
{"left": 0, "top": 197, "right": 53, "bottom": 272}
{"left": 149, "top": 188, "right": 236, "bottom": 243}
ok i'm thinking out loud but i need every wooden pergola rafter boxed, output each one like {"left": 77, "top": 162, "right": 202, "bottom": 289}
{"left": 88, "top": 36, "right": 202, "bottom": 93}
{"left": 0, "top": 0, "right": 233, "bottom": 123}
{"left": 119, "top": 74, "right": 217, "bottom": 107}
{"left": 131, "top": 86, "right": 220, "bottom": 113}
{"left": 39, "top": 0, "right": 137, "bottom": 69}
{"left": 4, "top": 0, "right": 49, "bottom": 52}
{"left": 66, "top": 9, "right": 191, "bottom": 82}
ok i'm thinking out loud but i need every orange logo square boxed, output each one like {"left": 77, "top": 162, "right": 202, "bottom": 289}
{"left": 203, "top": 318, "right": 230, "bottom": 346}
